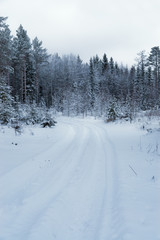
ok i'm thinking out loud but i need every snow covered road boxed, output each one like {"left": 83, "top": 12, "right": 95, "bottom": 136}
{"left": 0, "top": 117, "right": 160, "bottom": 240}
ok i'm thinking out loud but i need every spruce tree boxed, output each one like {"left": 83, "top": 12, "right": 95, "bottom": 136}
{"left": 32, "top": 37, "right": 49, "bottom": 104}
{"left": 148, "top": 46, "right": 160, "bottom": 99}
{"left": 0, "top": 17, "right": 12, "bottom": 82}
{"left": 12, "top": 25, "right": 33, "bottom": 103}
{"left": 89, "top": 58, "right": 95, "bottom": 112}
{"left": 102, "top": 53, "right": 109, "bottom": 74}
{"left": 0, "top": 78, "right": 15, "bottom": 124}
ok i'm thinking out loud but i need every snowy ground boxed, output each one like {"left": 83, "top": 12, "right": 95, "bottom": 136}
{"left": 0, "top": 117, "right": 160, "bottom": 240}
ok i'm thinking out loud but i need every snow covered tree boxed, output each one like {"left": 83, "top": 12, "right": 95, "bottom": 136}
{"left": 12, "top": 25, "right": 33, "bottom": 103}
{"left": 135, "top": 51, "right": 147, "bottom": 109}
{"left": 48, "top": 53, "right": 64, "bottom": 111}
{"left": 109, "top": 57, "right": 114, "bottom": 74}
{"left": 102, "top": 53, "right": 109, "bottom": 74}
{"left": 106, "top": 101, "right": 117, "bottom": 122}
{"left": 0, "top": 78, "right": 15, "bottom": 124}
{"left": 0, "top": 17, "right": 12, "bottom": 82}
{"left": 148, "top": 46, "right": 160, "bottom": 98}
{"left": 89, "top": 58, "right": 95, "bottom": 113}
{"left": 0, "top": 17, "right": 15, "bottom": 124}
{"left": 32, "top": 37, "right": 49, "bottom": 104}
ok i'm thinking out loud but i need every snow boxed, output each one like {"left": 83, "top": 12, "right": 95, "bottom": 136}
{"left": 0, "top": 117, "right": 160, "bottom": 240}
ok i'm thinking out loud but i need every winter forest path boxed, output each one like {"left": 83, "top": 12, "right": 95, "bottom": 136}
{"left": 0, "top": 117, "right": 159, "bottom": 240}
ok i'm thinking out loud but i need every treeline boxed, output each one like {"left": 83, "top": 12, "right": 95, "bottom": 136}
{"left": 0, "top": 17, "right": 160, "bottom": 124}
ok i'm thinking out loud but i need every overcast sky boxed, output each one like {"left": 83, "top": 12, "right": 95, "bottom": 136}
{"left": 1, "top": 0, "right": 160, "bottom": 65}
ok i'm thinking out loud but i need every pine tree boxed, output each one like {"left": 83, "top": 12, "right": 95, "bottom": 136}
{"left": 0, "top": 17, "right": 12, "bottom": 82}
{"left": 109, "top": 57, "right": 114, "bottom": 74}
{"left": 128, "top": 66, "right": 136, "bottom": 109}
{"left": 74, "top": 55, "right": 85, "bottom": 115}
{"left": 136, "top": 51, "right": 147, "bottom": 109}
{"left": 146, "top": 66, "right": 154, "bottom": 108}
{"left": 89, "top": 58, "right": 95, "bottom": 112}
{"left": 0, "top": 78, "right": 15, "bottom": 124}
{"left": 12, "top": 25, "right": 33, "bottom": 103}
{"left": 49, "top": 53, "right": 63, "bottom": 111}
{"left": 32, "top": 37, "right": 49, "bottom": 104}
{"left": 148, "top": 46, "right": 160, "bottom": 98}
{"left": 102, "top": 53, "right": 109, "bottom": 74}
{"left": 134, "top": 66, "right": 141, "bottom": 108}
{"left": 108, "top": 57, "right": 115, "bottom": 96}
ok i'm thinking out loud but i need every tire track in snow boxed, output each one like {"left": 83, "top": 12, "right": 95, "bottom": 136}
{"left": 28, "top": 121, "right": 108, "bottom": 240}
{"left": 0, "top": 124, "right": 75, "bottom": 203}
{"left": 28, "top": 119, "right": 125, "bottom": 240}
{"left": 0, "top": 123, "right": 77, "bottom": 239}
{"left": 0, "top": 121, "right": 92, "bottom": 240}
{"left": 0, "top": 118, "right": 125, "bottom": 240}
{"left": 92, "top": 123, "right": 125, "bottom": 240}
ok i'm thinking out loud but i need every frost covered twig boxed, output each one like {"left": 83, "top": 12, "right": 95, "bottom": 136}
{"left": 129, "top": 165, "right": 137, "bottom": 176}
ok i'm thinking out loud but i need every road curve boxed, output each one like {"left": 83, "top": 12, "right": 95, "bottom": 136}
{"left": 0, "top": 117, "right": 123, "bottom": 240}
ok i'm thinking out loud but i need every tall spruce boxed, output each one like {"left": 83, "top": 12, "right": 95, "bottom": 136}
{"left": 148, "top": 46, "right": 160, "bottom": 99}
{"left": 32, "top": 37, "right": 49, "bottom": 104}
{"left": 0, "top": 78, "right": 15, "bottom": 124}
{"left": 89, "top": 58, "right": 95, "bottom": 112}
{"left": 12, "top": 25, "right": 33, "bottom": 103}
{"left": 0, "top": 17, "right": 12, "bottom": 83}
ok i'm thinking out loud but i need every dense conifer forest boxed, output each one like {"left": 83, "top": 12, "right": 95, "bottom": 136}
{"left": 0, "top": 17, "right": 160, "bottom": 124}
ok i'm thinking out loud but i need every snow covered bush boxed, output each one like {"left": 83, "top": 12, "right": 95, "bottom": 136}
{"left": 40, "top": 111, "right": 57, "bottom": 128}
{"left": 106, "top": 102, "right": 117, "bottom": 122}
{"left": 10, "top": 118, "right": 23, "bottom": 135}
{"left": 11, "top": 102, "right": 57, "bottom": 127}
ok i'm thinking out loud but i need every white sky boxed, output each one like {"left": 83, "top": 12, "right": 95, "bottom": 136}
{"left": 1, "top": 0, "right": 160, "bottom": 65}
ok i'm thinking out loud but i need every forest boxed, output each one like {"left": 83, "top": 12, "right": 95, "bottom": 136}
{"left": 0, "top": 16, "right": 160, "bottom": 125}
